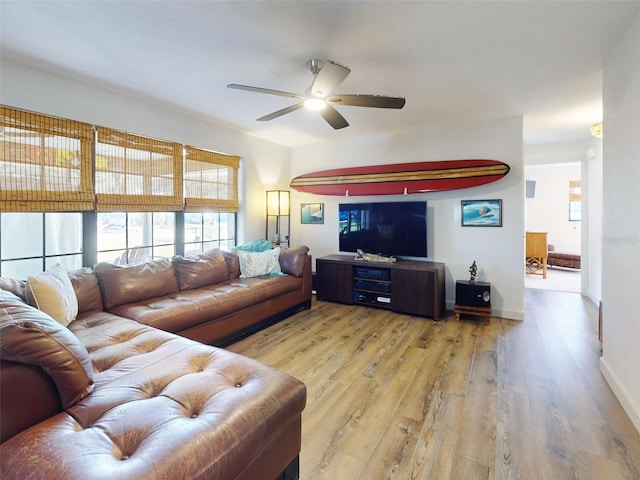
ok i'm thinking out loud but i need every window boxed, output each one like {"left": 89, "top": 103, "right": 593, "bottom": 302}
{"left": 0, "top": 106, "right": 241, "bottom": 274}
{"left": 182, "top": 146, "right": 239, "bottom": 257}
{"left": 184, "top": 212, "right": 236, "bottom": 256}
{"left": 184, "top": 146, "right": 239, "bottom": 212}
{"left": 95, "top": 127, "right": 183, "bottom": 212}
{"left": 97, "top": 212, "right": 175, "bottom": 264}
{"left": 0, "top": 212, "right": 83, "bottom": 277}
{"left": 569, "top": 180, "right": 581, "bottom": 221}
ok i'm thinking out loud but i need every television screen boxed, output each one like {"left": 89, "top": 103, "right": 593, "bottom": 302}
{"left": 339, "top": 201, "right": 428, "bottom": 258}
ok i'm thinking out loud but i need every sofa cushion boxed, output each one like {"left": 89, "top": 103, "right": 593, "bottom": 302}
{"left": 238, "top": 248, "right": 283, "bottom": 278}
{"left": 0, "top": 290, "right": 94, "bottom": 409}
{"left": 25, "top": 264, "right": 78, "bottom": 326}
{"left": 223, "top": 250, "right": 241, "bottom": 279}
{"left": 108, "top": 274, "right": 302, "bottom": 333}
{"left": 172, "top": 248, "right": 229, "bottom": 290}
{"left": 95, "top": 258, "right": 179, "bottom": 310}
{"left": 0, "top": 338, "right": 306, "bottom": 480}
{"left": 0, "top": 278, "right": 26, "bottom": 301}
{"left": 280, "top": 246, "right": 310, "bottom": 278}
{"left": 68, "top": 267, "right": 104, "bottom": 313}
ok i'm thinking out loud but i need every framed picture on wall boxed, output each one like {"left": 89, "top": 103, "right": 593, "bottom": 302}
{"left": 461, "top": 199, "right": 502, "bottom": 227}
{"left": 301, "top": 203, "right": 324, "bottom": 224}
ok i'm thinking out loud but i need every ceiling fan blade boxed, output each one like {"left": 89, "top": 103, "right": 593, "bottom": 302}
{"left": 311, "top": 61, "right": 351, "bottom": 98}
{"left": 227, "top": 84, "right": 304, "bottom": 100}
{"left": 320, "top": 105, "right": 349, "bottom": 130}
{"left": 257, "top": 103, "right": 305, "bottom": 121}
{"left": 327, "top": 94, "right": 405, "bottom": 109}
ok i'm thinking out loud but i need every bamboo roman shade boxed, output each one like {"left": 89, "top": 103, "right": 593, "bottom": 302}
{"left": 184, "top": 146, "right": 239, "bottom": 212}
{"left": 95, "top": 127, "right": 183, "bottom": 212}
{"left": 569, "top": 180, "right": 581, "bottom": 202}
{"left": 2, "top": 107, "right": 240, "bottom": 214}
{"left": 0, "top": 106, "right": 94, "bottom": 212}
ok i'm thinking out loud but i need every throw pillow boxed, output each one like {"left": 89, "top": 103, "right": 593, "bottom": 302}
{"left": 25, "top": 263, "right": 79, "bottom": 326}
{"left": 237, "top": 248, "right": 284, "bottom": 278}
{"left": 234, "top": 239, "right": 274, "bottom": 252}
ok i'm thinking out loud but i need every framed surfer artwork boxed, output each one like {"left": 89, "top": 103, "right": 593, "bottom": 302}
{"left": 301, "top": 203, "right": 324, "bottom": 224}
{"left": 461, "top": 199, "right": 502, "bottom": 227}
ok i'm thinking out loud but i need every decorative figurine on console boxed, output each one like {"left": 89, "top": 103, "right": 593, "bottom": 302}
{"left": 469, "top": 260, "right": 478, "bottom": 282}
{"left": 355, "top": 248, "right": 397, "bottom": 263}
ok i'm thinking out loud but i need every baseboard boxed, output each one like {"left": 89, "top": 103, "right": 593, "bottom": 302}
{"left": 586, "top": 291, "right": 600, "bottom": 306}
{"left": 600, "top": 357, "right": 640, "bottom": 434}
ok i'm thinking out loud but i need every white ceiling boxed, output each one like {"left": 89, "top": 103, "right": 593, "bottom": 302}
{"left": 1, "top": 1, "right": 638, "bottom": 148}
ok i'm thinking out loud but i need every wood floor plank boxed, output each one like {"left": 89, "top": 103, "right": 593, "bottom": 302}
{"left": 225, "top": 291, "right": 640, "bottom": 480}
{"left": 399, "top": 390, "right": 464, "bottom": 479}
{"left": 438, "top": 320, "right": 479, "bottom": 395}
{"left": 357, "top": 412, "right": 420, "bottom": 480}
{"left": 455, "top": 346, "right": 498, "bottom": 469}
{"left": 526, "top": 374, "right": 578, "bottom": 480}
{"left": 496, "top": 389, "right": 538, "bottom": 480}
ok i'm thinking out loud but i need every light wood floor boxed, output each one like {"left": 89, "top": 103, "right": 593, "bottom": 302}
{"left": 227, "top": 290, "right": 640, "bottom": 480}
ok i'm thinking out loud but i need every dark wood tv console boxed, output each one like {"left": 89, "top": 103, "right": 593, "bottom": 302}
{"left": 315, "top": 254, "right": 445, "bottom": 320}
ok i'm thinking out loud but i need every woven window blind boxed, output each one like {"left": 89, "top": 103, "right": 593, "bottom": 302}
{"left": 569, "top": 180, "right": 581, "bottom": 201}
{"left": 95, "top": 127, "right": 183, "bottom": 212}
{"left": 0, "top": 106, "right": 94, "bottom": 212}
{"left": 184, "top": 146, "right": 239, "bottom": 212}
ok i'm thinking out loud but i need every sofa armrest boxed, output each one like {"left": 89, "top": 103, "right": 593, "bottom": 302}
{"left": 279, "top": 246, "right": 310, "bottom": 277}
{"left": 301, "top": 255, "right": 312, "bottom": 302}
{"left": 0, "top": 360, "right": 62, "bottom": 443}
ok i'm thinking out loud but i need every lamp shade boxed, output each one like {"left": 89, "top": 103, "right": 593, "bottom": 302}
{"left": 266, "top": 190, "right": 290, "bottom": 216}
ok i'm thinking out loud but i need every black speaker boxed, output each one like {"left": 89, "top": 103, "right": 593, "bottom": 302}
{"left": 456, "top": 280, "right": 491, "bottom": 307}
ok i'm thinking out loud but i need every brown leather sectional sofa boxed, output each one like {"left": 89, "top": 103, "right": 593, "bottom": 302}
{"left": 0, "top": 246, "right": 311, "bottom": 479}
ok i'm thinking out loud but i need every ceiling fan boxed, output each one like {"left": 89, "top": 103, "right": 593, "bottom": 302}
{"left": 227, "top": 59, "right": 405, "bottom": 130}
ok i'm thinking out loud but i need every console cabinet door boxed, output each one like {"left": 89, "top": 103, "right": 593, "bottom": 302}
{"left": 316, "top": 260, "right": 353, "bottom": 304}
{"left": 391, "top": 269, "right": 434, "bottom": 317}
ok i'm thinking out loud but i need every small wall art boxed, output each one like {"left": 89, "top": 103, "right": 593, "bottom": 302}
{"left": 301, "top": 203, "right": 324, "bottom": 224}
{"left": 461, "top": 199, "right": 502, "bottom": 227}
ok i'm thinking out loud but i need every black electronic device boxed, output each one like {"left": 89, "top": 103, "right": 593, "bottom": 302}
{"left": 354, "top": 291, "right": 392, "bottom": 306}
{"left": 354, "top": 266, "right": 391, "bottom": 281}
{"left": 456, "top": 280, "right": 491, "bottom": 307}
{"left": 339, "top": 201, "right": 428, "bottom": 258}
{"left": 354, "top": 279, "right": 391, "bottom": 293}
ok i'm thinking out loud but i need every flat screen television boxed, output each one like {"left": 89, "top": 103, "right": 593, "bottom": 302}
{"left": 339, "top": 201, "right": 428, "bottom": 258}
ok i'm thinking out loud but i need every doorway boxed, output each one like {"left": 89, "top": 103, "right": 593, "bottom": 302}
{"left": 524, "top": 162, "right": 582, "bottom": 293}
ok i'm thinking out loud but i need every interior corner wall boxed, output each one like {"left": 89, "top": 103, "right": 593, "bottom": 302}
{"left": 600, "top": 11, "right": 640, "bottom": 432}
{"left": 0, "top": 58, "right": 290, "bottom": 244}
{"left": 290, "top": 116, "right": 525, "bottom": 320}
{"left": 585, "top": 139, "right": 603, "bottom": 304}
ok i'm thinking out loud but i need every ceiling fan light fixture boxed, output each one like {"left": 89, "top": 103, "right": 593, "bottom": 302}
{"left": 304, "top": 98, "right": 327, "bottom": 111}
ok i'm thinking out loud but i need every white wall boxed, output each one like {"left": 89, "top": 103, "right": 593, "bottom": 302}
{"left": 0, "top": 59, "right": 291, "bottom": 244}
{"left": 584, "top": 140, "right": 603, "bottom": 303}
{"left": 525, "top": 139, "right": 592, "bottom": 165}
{"left": 600, "top": 11, "right": 640, "bottom": 432}
{"left": 291, "top": 117, "right": 525, "bottom": 320}
{"left": 525, "top": 163, "right": 582, "bottom": 253}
